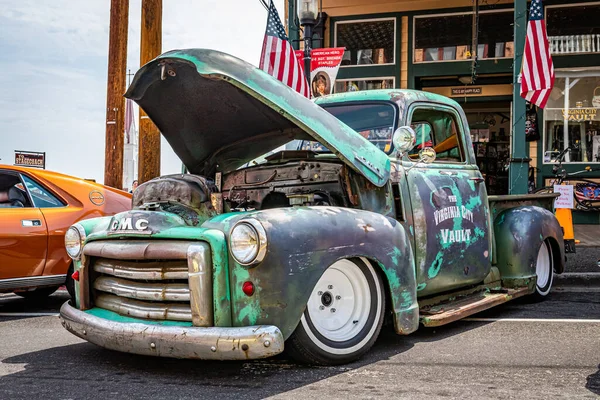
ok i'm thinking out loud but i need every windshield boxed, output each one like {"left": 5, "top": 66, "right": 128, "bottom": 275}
{"left": 242, "top": 102, "right": 397, "bottom": 168}
{"left": 300, "top": 102, "right": 397, "bottom": 154}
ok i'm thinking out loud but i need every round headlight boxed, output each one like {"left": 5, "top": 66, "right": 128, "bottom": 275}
{"left": 229, "top": 220, "right": 267, "bottom": 266}
{"left": 65, "top": 225, "right": 84, "bottom": 259}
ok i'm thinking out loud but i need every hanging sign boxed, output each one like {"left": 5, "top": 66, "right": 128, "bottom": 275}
{"left": 309, "top": 48, "right": 345, "bottom": 97}
{"left": 554, "top": 185, "right": 574, "bottom": 209}
{"left": 14, "top": 151, "right": 45, "bottom": 169}
{"left": 294, "top": 48, "right": 345, "bottom": 98}
{"left": 451, "top": 87, "right": 483, "bottom": 96}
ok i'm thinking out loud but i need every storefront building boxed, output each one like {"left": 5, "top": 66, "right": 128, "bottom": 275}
{"left": 286, "top": 0, "right": 600, "bottom": 223}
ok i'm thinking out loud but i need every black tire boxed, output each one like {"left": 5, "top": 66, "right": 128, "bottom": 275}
{"left": 530, "top": 240, "right": 554, "bottom": 302}
{"left": 65, "top": 264, "right": 75, "bottom": 299}
{"left": 286, "top": 258, "right": 385, "bottom": 365}
{"left": 15, "top": 286, "right": 59, "bottom": 301}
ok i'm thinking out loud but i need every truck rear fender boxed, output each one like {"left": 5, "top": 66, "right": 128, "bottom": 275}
{"left": 493, "top": 206, "right": 565, "bottom": 287}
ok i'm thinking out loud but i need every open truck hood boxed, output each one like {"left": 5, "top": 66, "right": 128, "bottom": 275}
{"left": 125, "top": 49, "right": 390, "bottom": 187}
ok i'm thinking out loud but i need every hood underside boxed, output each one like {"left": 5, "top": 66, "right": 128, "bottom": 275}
{"left": 125, "top": 49, "right": 390, "bottom": 187}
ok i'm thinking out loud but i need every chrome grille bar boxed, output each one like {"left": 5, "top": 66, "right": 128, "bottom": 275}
{"left": 93, "top": 258, "right": 188, "bottom": 280}
{"left": 94, "top": 276, "right": 190, "bottom": 302}
{"left": 84, "top": 240, "right": 192, "bottom": 260}
{"left": 95, "top": 293, "right": 192, "bottom": 321}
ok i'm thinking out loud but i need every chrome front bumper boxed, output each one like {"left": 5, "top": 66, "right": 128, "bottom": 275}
{"left": 59, "top": 302, "right": 284, "bottom": 360}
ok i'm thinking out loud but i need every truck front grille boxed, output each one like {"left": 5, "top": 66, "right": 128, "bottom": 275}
{"left": 81, "top": 240, "right": 213, "bottom": 325}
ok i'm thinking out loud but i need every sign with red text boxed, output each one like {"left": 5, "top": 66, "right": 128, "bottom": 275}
{"left": 14, "top": 151, "right": 45, "bottom": 169}
{"left": 554, "top": 185, "right": 574, "bottom": 209}
{"left": 294, "top": 48, "right": 346, "bottom": 98}
{"left": 310, "top": 48, "right": 345, "bottom": 97}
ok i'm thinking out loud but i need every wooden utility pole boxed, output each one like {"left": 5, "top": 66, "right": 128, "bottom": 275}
{"left": 138, "top": 0, "right": 163, "bottom": 184}
{"left": 103, "top": 0, "right": 129, "bottom": 189}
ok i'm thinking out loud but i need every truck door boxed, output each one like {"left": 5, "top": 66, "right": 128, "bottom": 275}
{"left": 404, "top": 104, "right": 491, "bottom": 297}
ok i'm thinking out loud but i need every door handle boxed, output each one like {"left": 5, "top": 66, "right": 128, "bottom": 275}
{"left": 22, "top": 219, "right": 42, "bottom": 227}
{"left": 469, "top": 177, "right": 485, "bottom": 183}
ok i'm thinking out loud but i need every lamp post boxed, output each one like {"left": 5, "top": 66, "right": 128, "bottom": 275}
{"left": 296, "top": 0, "right": 319, "bottom": 83}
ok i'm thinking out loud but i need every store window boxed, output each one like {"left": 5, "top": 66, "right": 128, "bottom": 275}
{"left": 547, "top": 3, "right": 600, "bottom": 55}
{"left": 334, "top": 78, "right": 394, "bottom": 93}
{"left": 335, "top": 19, "right": 395, "bottom": 66}
{"left": 543, "top": 70, "right": 600, "bottom": 163}
{"left": 413, "top": 10, "right": 514, "bottom": 63}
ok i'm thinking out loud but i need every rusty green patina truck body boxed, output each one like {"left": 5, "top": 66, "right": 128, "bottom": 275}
{"left": 60, "top": 49, "right": 565, "bottom": 365}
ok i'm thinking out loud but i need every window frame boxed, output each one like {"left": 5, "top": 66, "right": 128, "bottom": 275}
{"left": 19, "top": 173, "right": 67, "bottom": 208}
{"left": 405, "top": 103, "right": 468, "bottom": 165}
{"left": 333, "top": 77, "right": 396, "bottom": 94}
{"left": 412, "top": 8, "right": 515, "bottom": 64}
{"left": 334, "top": 17, "right": 397, "bottom": 68}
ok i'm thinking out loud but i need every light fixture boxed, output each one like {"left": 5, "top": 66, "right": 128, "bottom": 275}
{"left": 296, "top": 0, "right": 323, "bottom": 83}
{"left": 459, "top": 76, "right": 474, "bottom": 85}
{"left": 297, "top": 0, "right": 319, "bottom": 25}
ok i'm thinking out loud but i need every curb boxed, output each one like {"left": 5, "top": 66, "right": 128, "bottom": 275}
{"left": 554, "top": 272, "right": 600, "bottom": 287}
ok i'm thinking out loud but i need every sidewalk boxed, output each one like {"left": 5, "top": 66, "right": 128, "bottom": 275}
{"left": 574, "top": 225, "right": 600, "bottom": 248}
{"left": 556, "top": 225, "right": 600, "bottom": 287}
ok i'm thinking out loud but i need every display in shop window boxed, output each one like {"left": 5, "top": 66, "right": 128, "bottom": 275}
{"left": 544, "top": 74, "right": 600, "bottom": 163}
{"left": 335, "top": 19, "right": 395, "bottom": 66}
{"left": 334, "top": 78, "right": 393, "bottom": 94}
{"left": 413, "top": 11, "right": 513, "bottom": 63}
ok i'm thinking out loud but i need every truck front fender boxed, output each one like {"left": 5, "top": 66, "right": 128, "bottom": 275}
{"left": 212, "top": 207, "right": 419, "bottom": 339}
{"left": 494, "top": 206, "right": 565, "bottom": 287}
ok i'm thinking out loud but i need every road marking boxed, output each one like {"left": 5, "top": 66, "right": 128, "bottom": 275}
{"left": 464, "top": 317, "right": 600, "bottom": 323}
{"left": 0, "top": 312, "right": 59, "bottom": 317}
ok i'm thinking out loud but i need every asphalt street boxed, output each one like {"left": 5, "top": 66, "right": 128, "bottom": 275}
{"left": 0, "top": 288, "right": 599, "bottom": 400}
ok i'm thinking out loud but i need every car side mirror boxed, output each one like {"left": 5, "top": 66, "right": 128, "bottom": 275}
{"left": 419, "top": 147, "right": 437, "bottom": 164}
{"left": 392, "top": 126, "right": 417, "bottom": 158}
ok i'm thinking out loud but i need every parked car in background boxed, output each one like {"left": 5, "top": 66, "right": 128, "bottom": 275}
{"left": 0, "top": 165, "right": 131, "bottom": 299}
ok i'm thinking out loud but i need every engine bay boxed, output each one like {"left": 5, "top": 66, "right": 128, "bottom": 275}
{"left": 132, "top": 151, "right": 352, "bottom": 225}
{"left": 221, "top": 157, "right": 347, "bottom": 211}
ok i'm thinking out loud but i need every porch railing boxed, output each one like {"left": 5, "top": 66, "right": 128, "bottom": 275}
{"left": 549, "top": 34, "right": 600, "bottom": 55}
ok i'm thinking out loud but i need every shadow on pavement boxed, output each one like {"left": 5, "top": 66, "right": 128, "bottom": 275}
{"left": 0, "top": 291, "right": 69, "bottom": 321}
{"left": 587, "top": 365, "right": 600, "bottom": 396}
{"left": 0, "top": 319, "right": 487, "bottom": 399}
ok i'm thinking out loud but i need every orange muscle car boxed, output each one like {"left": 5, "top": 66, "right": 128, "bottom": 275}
{"left": 0, "top": 165, "right": 131, "bottom": 299}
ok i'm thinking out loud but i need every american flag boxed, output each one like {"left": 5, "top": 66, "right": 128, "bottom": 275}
{"left": 124, "top": 98, "right": 136, "bottom": 144}
{"left": 259, "top": 0, "right": 310, "bottom": 98}
{"left": 520, "top": 0, "right": 554, "bottom": 108}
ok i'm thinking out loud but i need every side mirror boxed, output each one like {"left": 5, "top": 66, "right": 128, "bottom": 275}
{"left": 392, "top": 126, "right": 417, "bottom": 158}
{"left": 418, "top": 147, "right": 437, "bottom": 164}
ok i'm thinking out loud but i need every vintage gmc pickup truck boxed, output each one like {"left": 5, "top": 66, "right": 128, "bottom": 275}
{"left": 60, "top": 49, "right": 565, "bottom": 365}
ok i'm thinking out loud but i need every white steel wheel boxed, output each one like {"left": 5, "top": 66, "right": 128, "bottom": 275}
{"left": 534, "top": 240, "right": 554, "bottom": 299}
{"left": 286, "top": 258, "right": 385, "bottom": 365}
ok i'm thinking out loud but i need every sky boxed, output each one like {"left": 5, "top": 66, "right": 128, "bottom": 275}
{"left": 0, "top": 0, "right": 285, "bottom": 184}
